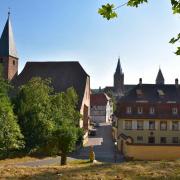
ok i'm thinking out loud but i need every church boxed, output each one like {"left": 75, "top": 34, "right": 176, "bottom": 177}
{"left": 0, "top": 14, "right": 90, "bottom": 131}
{"left": 104, "top": 57, "right": 167, "bottom": 100}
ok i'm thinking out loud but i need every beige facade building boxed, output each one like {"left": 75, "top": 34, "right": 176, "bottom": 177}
{"left": 116, "top": 72, "right": 180, "bottom": 160}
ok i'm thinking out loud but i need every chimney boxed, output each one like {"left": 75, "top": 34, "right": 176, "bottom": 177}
{"left": 99, "top": 86, "right": 102, "bottom": 92}
{"left": 139, "top": 78, "right": 142, "bottom": 85}
{"left": 175, "top": 78, "right": 179, "bottom": 88}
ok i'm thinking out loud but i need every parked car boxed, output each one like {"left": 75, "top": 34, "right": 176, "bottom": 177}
{"left": 94, "top": 122, "right": 100, "bottom": 127}
{"left": 89, "top": 129, "right": 97, "bottom": 136}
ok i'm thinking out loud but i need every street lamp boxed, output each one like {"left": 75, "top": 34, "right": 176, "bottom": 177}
{"left": 114, "top": 141, "right": 117, "bottom": 163}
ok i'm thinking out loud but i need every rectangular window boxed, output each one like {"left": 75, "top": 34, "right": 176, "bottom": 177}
{"left": 172, "top": 108, "right": 178, "bottom": 115}
{"left": 137, "top": 120, "right": 144, "bottom": 130}
{"left": 160, "top": 121, "right": 167, "bottom": 131}
{"left": 172, "top": 121, "right": 179, "bottom": 131}
{"left": 126, "top": 107, "right": 132, "bottom": 114}
{"left": 172, "top": 137, "right": 178, "bottom": 144}
{"left": 160, "top": 137, "right": 167, "bottom": 144}
{"left": 137, "top": 107, "right": 143, "bottom": 114}
{"left": 137, "top": 136, "right": 143, "bottom": 142}
{"left": 148, "top": 137, "right": 155, "bottom": 144}
{"left": 149, "top": 121, "right": 155, "bottom": 130}
{"left": 149, "top": 107, "right": 155, "bottom": 114}
{"left": 125, "top": 120, "right": 132, "bottom": 130}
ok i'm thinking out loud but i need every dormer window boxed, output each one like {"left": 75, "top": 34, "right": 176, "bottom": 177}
{"left": 136, "top": 89, "right": 143, "bottom": 97}
{"left": 149, "top": 107, "right": 155, "bottom": 114}
{"left": 172, "top": 107, "right": 178, "bottom": 115}
{"left": 126, "top": 107, "right": 132, "bottom": 114}
{"left": 137, "top": 107, "right": 143, "bottom": 114}
{"left": 157, "top": 89, "right": 165, "bottom": 96}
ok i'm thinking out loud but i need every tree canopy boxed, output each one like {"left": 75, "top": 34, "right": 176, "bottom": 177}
{"left": 0, "top": 65, "right": 24, "bottom": 157}
{"left": 14, "top": 77, "right": 82, "bottom": 165}
{"left": 15, "top": 77, "right": 54, "bottom": 149}
{"left": 98, "top": 0, "right": 180, "bottom": 55}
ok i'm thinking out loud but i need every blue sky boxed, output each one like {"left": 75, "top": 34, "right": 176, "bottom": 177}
{"left": 0, "top": 0, "right": 179, "bottom": 88}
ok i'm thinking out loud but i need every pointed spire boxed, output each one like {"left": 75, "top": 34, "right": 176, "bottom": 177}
{"left": 156, "top": 68, "right": 165, "bottom": 85}
{"left": 115, "top": 57, "right": 123, "bottom": 75}
{"left": 0, "top": 12, "right": 18, "bottom": 58}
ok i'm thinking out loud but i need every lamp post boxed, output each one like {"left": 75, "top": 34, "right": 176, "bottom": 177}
{"left": 114, "top": 141, "right": 117, "bottom": 163}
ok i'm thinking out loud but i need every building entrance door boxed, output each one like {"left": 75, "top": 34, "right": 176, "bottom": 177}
{"left": 148, "top": 137, "right": 155, "bottom": 144}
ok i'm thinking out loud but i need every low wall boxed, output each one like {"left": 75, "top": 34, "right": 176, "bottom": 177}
{"left": 123, "top": 143, "right": 180, "bottom": 160}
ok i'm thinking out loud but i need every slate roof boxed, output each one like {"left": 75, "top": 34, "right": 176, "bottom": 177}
{"left": 90, "top": 93, "right": 111, "bottom": 106}
{"left": 115, "top": 58, "right": 123, "bottom": 75}
{"left": 156, "top": 69, "right": 164, "bottom": 84}
{"left": 0, "top": 15, "right": 18, "bottom": 58}
{"left": 13, "top": 61, "right": 89, "bottom": 110}
{"left": 120, "top": 84, "right": 180, "bottom": 103}
{"left": 103, "top": 85, "right": 135, "bottom": 95}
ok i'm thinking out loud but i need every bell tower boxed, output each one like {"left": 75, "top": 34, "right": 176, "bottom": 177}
{"left": 114, "top": 57, "right": 124, "bottom": 96}
{"left": 0, "top": 12, "right": 18, "bottom": 81}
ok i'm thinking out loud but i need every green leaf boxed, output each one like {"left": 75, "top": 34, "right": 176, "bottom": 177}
{"left": 127, "top": 0, "right": 148, "bottom": 7}
{"left": 98, "top": 4, "right": 117, "bottom": 20}
{"left": 175, "top": 47, "right": 180, "bottom": 55}
{"left": 169, "top": 33, "right": 180, "bottom": 44}
{"left": 171, "top": 0, "right": 180, "bottom": 14}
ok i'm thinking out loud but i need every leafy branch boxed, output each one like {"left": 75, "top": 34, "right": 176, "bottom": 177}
{"left": 98, "top": 0, "right": 180, "bottom": 55}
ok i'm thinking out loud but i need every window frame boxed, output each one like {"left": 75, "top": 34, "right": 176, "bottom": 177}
{"left": 149, "top": 107, "right": 155, "bottom": 115}
{"left": 137, "top": 107, "right": 143, "bottom": 114}
{"left": 124, "top": 120, "right": 132, "bottom": 130}
{"left": 149, "top": 120, "right": 155, "bottom": 130}
{"left": 126, "top": 106, "right": 132, "bottom": 114}
{"left": 172, "top": 121, "right": 179, "bottom": 131}
{"left": 137, "top": 120, "right": 144, "bottom": 130}
{"left": 172, "top": 107, "right": 178, "bottom": 115}
{"left": 160, "top": 137, "right": 167, "bottom": 144}
{"left": 160, "top": 121, "right": 167, "bottom": 131}
{"left": 172, "top": 137, "right": 179, "bottom": 144}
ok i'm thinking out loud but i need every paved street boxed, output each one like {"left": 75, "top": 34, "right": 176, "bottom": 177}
{"left": 13, "top": 123, "right": 123, "bottom": 167}
{"left": 71, "top": 122, "right": 123, "bottom": 163}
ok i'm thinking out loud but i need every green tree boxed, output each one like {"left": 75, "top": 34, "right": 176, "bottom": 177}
{"left": 51, "top": 87, "right": 80, "bottom": 127}
{"left": 0, "top": 65, "right": 24, "bottom": 157}
{"left": 49, "top": 88, "right": 82, "bottom": 165}
{"left": 98, "top": 0, "right": 180, "bottom": 55}
{"left": 49, "top": 125, "right": 78, "bottom": 165}
{"left": 0, "top": 96, "right": 24, "bottom": 157}
{"left": 15, "top": 77, "right": 54, "bottom": 150}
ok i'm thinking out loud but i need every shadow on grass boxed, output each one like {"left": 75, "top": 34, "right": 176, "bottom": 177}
{"left": 0, "top": 149, "right": 56, "bottom": 161}
{"left": 2, "top": 162, "right": 179, "bottom": 180}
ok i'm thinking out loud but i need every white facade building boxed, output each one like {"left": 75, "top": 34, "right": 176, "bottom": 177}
{"left": 90, "top": 93, "right": 113, "bottom": 123}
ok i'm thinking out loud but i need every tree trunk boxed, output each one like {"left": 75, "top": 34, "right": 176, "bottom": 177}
{"left": 61, "top": 153, "right": 67, "bottom": 165}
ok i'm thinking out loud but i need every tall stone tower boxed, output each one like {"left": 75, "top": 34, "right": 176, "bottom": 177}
{"left": 114, "top": 58, "right": 124, "bottom": 96}
{"left": 156, "top": 68, "right": 164, "bottom": 85}
{"left": 0, "top": 12, "right": 18, "bottom": 81}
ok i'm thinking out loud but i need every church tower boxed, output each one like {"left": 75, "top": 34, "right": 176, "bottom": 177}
{"left": 0, "top": 12, "right": 18, "bottom": 81}
{"left": 156, "top": 68, "right": 164, "bottom": 85}
{"left": 114, "top": 58, "right": 124, "bottom": 96}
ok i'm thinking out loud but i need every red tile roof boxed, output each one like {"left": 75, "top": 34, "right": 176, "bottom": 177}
{"left": 90, "top": 93, "right": 110, "bottom": 106}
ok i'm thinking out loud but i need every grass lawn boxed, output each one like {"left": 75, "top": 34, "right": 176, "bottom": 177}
{"left": 1, "top": 159, "right": 180, "bottom": 179}
{"left": 0, "top": 156, "right": 53, "bottom": 166}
